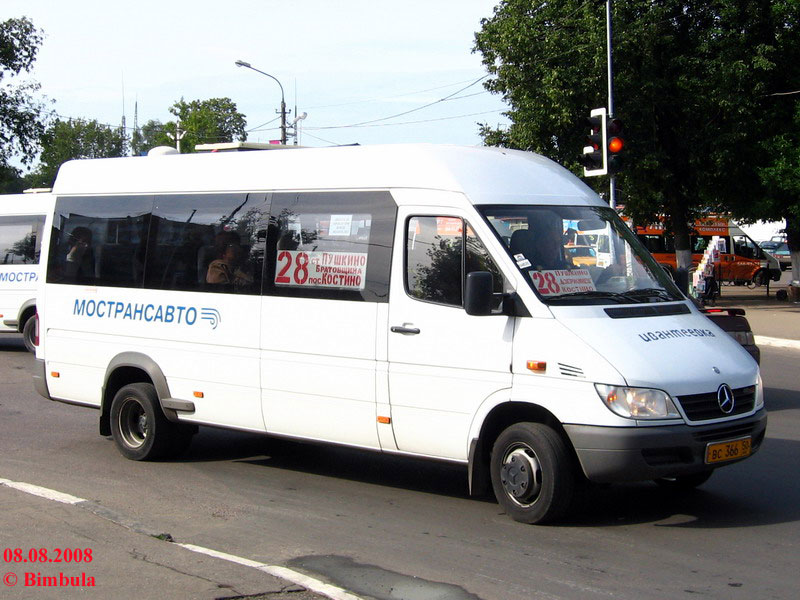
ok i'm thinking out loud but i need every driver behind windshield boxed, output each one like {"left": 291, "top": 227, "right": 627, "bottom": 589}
{"left": 510, "top": 211, "right": 574, "bottom": 271}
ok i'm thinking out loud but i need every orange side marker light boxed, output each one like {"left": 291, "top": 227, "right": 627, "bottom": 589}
{"left": 526, "top": 360, "right": 547, "bottom": 373}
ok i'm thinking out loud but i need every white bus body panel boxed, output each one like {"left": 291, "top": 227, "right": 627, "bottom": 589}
{"left": 43, "top": 286, "right": 264, "bottom": 431}
{"left": 259, "top": 297, "right": 381, "bottom": 448}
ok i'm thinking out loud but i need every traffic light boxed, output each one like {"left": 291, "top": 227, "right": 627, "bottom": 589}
{"left": 607, "top": 118, "right": 624, "bottom": 173}
{"left": 580, "top": 108, "right": 607, "bottom": 177}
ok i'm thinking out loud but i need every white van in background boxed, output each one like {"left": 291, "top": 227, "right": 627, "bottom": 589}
{"left": 33, "top": 145, "right": 766, "bottom": 524}
{"left": 0, "top": 190, "right": 53, "bottom": 352}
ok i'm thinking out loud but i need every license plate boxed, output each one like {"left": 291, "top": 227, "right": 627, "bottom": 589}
{"left": 705, "top": 437, "right": 752, "bottom": 464}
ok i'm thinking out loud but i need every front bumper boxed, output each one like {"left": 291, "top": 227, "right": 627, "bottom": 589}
{"left": 564, "top": 409, "right": 767, "bottom": 483}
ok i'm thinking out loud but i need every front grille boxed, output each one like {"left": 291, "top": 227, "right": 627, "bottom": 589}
{"left": 676, "top": 386, "right": 755, "bottom": 422}
{"left": 691, "top": 422, "right": 756, "bottom": 443}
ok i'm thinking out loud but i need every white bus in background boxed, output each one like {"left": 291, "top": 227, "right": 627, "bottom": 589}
{"left": 0, "top": 190, "right": 53, "bottom": 352}
{"left": 34, "top": 145, "right": 766, "bottom": 524}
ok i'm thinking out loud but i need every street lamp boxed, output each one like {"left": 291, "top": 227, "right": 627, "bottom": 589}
{"left": 235, "top": 59, "right": 287, "bottom": 145}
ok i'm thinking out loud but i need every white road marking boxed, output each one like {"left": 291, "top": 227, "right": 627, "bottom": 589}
{"left": 1, "top": 477, "right": 363, "bottom": 600}
{"left": 755, "top": 335, "right": 800, "bottom": 351}
{"left": 177, "top": 544, "right": 363, "bottom": 600}
{"left": 0, "top": 478, "right": 86, "bottom": 504}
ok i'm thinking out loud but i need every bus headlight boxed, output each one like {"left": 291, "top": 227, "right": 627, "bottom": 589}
{"left": 595, "top": 384, "right": 681, "bottom": 420}
{"left": 755, "top": 372, "right": 764, "bottom": 409}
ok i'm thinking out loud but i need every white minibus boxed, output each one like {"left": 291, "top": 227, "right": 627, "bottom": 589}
{"left": 34, "top": 145, "right": 766, "bottom": 524}
{"left": 0, "top": 190, "right": 53, "bottom": 352}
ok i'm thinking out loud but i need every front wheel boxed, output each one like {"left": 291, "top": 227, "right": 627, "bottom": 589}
{"left": 110, "top": 383, "right": 173, "bottom": 460}
{"left": 751, "top": 269, "right": 767, "bottom": 288}
{"left": 490, "top": 423, "right": 574, "bottom": 524}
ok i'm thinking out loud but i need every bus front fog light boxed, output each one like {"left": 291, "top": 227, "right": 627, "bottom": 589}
{"left": 595, "top": 384, "right": 680, "bottom": 420}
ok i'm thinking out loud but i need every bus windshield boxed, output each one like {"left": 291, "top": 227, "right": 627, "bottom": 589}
{"left": 478, "top": 204, "right": 684, "bottom": 305}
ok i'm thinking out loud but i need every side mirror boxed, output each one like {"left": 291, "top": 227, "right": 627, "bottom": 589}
{"left": 465, "top": 271, "right": 493, "bottom": 316}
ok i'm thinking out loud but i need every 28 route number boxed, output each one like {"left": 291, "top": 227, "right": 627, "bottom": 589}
{"left": 531, "top": 272, "right": 561, "bottom": 295}
{"left": 276, "top": 251, "right": 310, "bottom": 285}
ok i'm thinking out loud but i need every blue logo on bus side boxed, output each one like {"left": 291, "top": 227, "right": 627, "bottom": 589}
{"left": 0, "top": 272, "right": 38, "bottom": 284}
{"left": 72, "top": 298, "right": 220, "bottom": 329}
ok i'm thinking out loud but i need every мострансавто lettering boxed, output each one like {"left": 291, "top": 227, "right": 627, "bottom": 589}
{"left": 73, "top": 298, "right": 198, "bottom": 325}
{"left": 0, "top": 272, "right": 37, "bottom": 283}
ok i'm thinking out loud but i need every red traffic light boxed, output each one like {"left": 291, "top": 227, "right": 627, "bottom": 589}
{"left": 608, "top": 136, "right": 624, "bottom": 153}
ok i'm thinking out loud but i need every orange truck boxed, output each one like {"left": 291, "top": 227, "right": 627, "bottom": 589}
{"left": 629, "top": 217, "right": 781, "bottom": 286}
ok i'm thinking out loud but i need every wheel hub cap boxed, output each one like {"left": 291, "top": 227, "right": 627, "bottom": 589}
{"left": 500, "top": 447, "right": 542, "bottom": 506}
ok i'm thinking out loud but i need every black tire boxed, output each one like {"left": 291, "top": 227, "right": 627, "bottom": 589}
{"left": 110, "top": 383, "right": 173, "bottom": 461}
{"left": 654, "top": 470, "right": 713, "bottom": 490}
{"left": 21, "top": 316, "right": 36, "bottom": 353}
{"left": 490, "top": 423, "right": 574, "bottom": 524}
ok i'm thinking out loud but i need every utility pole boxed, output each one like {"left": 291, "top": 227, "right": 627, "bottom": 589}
{"left": 606, "top": 0, "right": 616, "bottom": 210}
{"left": 168, "top": 118, "right": 186, "bottom": 153}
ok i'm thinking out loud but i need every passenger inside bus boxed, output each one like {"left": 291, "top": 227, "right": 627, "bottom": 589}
{"left": 64, "top": 226, "right": 95, "bottom": 283}
{"left": 206, "top": 231, "right": 254, "bottom": 290}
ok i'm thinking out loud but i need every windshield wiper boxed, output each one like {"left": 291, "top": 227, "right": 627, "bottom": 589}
{"left": 618, "top": 288, "right": 679, "bottom": 302}
{"left": 546, "top": 291, "right": 630, "bottom": 304}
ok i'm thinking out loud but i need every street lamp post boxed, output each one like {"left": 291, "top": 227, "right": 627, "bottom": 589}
{"left": 235, "top": 59, "right": 287, "bottom": 145}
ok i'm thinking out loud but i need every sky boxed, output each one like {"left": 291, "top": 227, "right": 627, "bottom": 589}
{"left": 4, "top": 0, "right": 510, "bottom": 154}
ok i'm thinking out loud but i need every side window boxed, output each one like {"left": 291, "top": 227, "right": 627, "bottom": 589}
{"left": 47, "top": 196, "right": 154, "bottom": 286}
{"left": 146, "top": 193, "right": 268, "bottom": 294}
{"left": 732, "top": 235, "right": 756, "bottom": 259}
{"left": 406, "top": 216, "right": 463, "bottom": 306}
{"left": 0, "top": 215, "right": 45, "bottom": 265}
{"left": 265, "top": 191, "right": 396, "bottom": 302}
{"left": 406, "top": 216, "right": 505, "bottom": 309}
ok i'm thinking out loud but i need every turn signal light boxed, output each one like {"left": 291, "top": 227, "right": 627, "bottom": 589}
{"left": 193, "top": 391, "right": 204, "bottom": 398}
{"left": 526, "top": 360, "right": 547, "bottom": 372}
{"left": 377, "top": 416, "right": 391, "bottom": 424}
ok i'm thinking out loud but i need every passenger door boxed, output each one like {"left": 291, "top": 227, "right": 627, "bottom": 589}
{"left": 259, "top": 191, "right": 396, "bottom": 449}
{"left": 386, "top": 209, "right": 514, "bottom": 460}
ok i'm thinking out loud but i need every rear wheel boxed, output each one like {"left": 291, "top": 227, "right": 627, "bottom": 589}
{"left": 110, "top": 383, "right": 173, "bottom": 460}
{"left": 490, "top": 423, "right": 574, "bottom": 524}
{"left": 21, "top": 316, "right": 36, "bottom": 353}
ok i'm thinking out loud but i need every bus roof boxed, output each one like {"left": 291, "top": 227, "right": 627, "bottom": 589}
{"left": 51, "top": 144, "right": 600, "bottom": 206}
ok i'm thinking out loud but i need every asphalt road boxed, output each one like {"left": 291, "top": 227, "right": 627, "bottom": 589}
{"left": 1, "top": 335, "right": 799, "bottom": 600}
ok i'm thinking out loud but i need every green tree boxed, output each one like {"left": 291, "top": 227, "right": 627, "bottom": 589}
{"left": 474, "top": 1, "right": 800, "bottom": 271}
{"left": 0, "top": 17, "right": 49, "bottom": 186}
{"left": 27, "top": 118, "right": 125, "bottom": 187}
{"left": 753, "top": 99, "right": 800, "bottom": 279}
{"left": 131, "top": 98, "right": 247, "bottom": 155}
{"left": 131, "top": 119, "right": 173, "bottom": 155}
{"left": 170, "top": 97, "right": 247, "bottom": 152}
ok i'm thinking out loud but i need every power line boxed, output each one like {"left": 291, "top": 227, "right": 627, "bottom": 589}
{"left": 312, "top": 75, "right": 490, "bottom": 130}
{"left": 303, "top": 76, "right": 493, "bottom": 110}
{"left": 307, "top": 109, "right": 505, "bottom": 131}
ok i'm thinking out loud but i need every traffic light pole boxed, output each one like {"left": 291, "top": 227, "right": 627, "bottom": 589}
{"left": 606, "top": 0, "right": 616, "bottom": 210}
